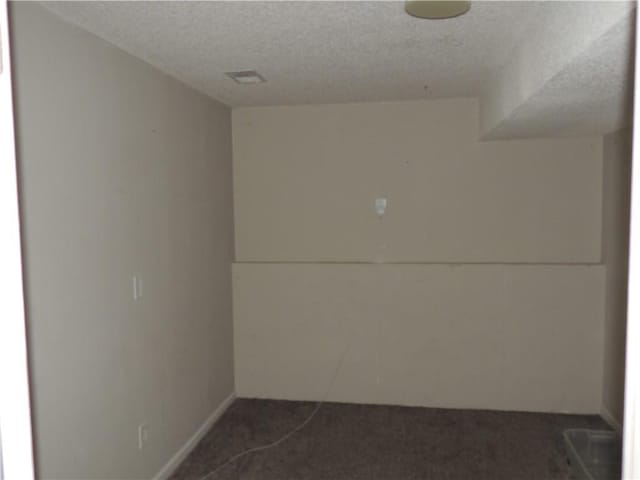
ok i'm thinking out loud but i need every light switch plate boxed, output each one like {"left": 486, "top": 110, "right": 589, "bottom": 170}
{"left": 133, "top": 275, "right": 142, "bottom": 300}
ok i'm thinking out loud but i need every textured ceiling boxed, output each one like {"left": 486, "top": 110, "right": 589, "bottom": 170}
{"left": 483, "top": 10, "right": 634, "bottom": 139}
{"left": 42, "top": 1, "right": 541, "bottom": 106}
{"left": 41, "top": 1, "right": 635, "bottom": 138}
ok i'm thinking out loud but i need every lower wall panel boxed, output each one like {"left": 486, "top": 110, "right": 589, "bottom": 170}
{"left": 233, "top": 263, "right": 605, "bottom": 414}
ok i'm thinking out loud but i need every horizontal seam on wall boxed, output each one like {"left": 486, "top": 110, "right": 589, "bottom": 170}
{"left": 233, "top": 261, "right": 604, "bottom": 266}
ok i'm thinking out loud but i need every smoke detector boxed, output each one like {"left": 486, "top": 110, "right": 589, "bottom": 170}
{"left": 225, "top": 70, "right": 266, "bottom": 84}
{"left": 405, "top": 1, "right": 471, "bottom": 19}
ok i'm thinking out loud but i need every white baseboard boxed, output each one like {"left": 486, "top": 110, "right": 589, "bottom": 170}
{"left": 600, "top": 405, "right": 623, "bottom": 433}
{"left": 153, "top": 391, "right": 236, "bottom": 480}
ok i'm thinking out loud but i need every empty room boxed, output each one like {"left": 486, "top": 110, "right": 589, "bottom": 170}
{"left": 1, "top": 1, "right": 638, "bottom": 479}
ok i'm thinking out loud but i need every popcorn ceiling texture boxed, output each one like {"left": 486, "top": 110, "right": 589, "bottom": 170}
{"left": 42, "top": 1, "right": 633, "bottom": 138}
{"left": 480, "top": 1, "right": 634, "bottom": 139}
{"left": 42, "top": 1, "right": 537, "bottom": 106}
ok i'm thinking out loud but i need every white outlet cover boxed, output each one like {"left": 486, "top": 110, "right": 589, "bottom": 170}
{"left": 375, "top": 198, "right": 387, "bottom": 216}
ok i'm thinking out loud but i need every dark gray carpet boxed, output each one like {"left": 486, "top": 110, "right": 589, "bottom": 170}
{"left": 170, "top": 398, "right": 610, "bottom": 480}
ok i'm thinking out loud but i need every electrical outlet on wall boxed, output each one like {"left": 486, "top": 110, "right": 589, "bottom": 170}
{"left": 138, "top": 423, "right": 149, "bottom": 450}
{"left": 375, "top": 197, "right": 387, "bottom": 216}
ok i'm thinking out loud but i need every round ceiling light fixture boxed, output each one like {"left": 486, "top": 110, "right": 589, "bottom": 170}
{"left": 405, "top": 1, "right": 471, "bottom": 19}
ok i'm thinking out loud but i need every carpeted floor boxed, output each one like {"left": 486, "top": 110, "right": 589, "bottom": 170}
{"left": 170, "top": 398, "right": 610, "bottom": 480}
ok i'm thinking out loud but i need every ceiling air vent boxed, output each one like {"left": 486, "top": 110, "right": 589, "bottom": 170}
{"left": 225, "top": 70, "right": 266, "bottom": 84}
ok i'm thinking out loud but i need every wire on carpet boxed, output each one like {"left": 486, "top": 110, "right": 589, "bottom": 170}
{"left": 197, "top": 332, "right": 354, "bottom": 480}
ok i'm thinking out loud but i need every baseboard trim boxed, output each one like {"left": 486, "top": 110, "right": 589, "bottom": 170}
{"left": 600, "top": 405, "right": 623, "bottom": 433}
{"left": 153, "top": 391, "right": 236, "bottom": 480}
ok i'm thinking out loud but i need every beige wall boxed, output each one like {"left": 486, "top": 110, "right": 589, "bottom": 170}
{"left": 233, "top": 99, "right": 603, "bottom": 263}
{"left": 234, "top": 263, "right": 605, "bottom": 413}
{"left": 11, "top": 3, "right": 234, "bottom": 479}
{"left": 233, "top": 99, "right": 607, "bottom": 414}
{"left": 601, "top": 128, "right": 632, "bottom": 426}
